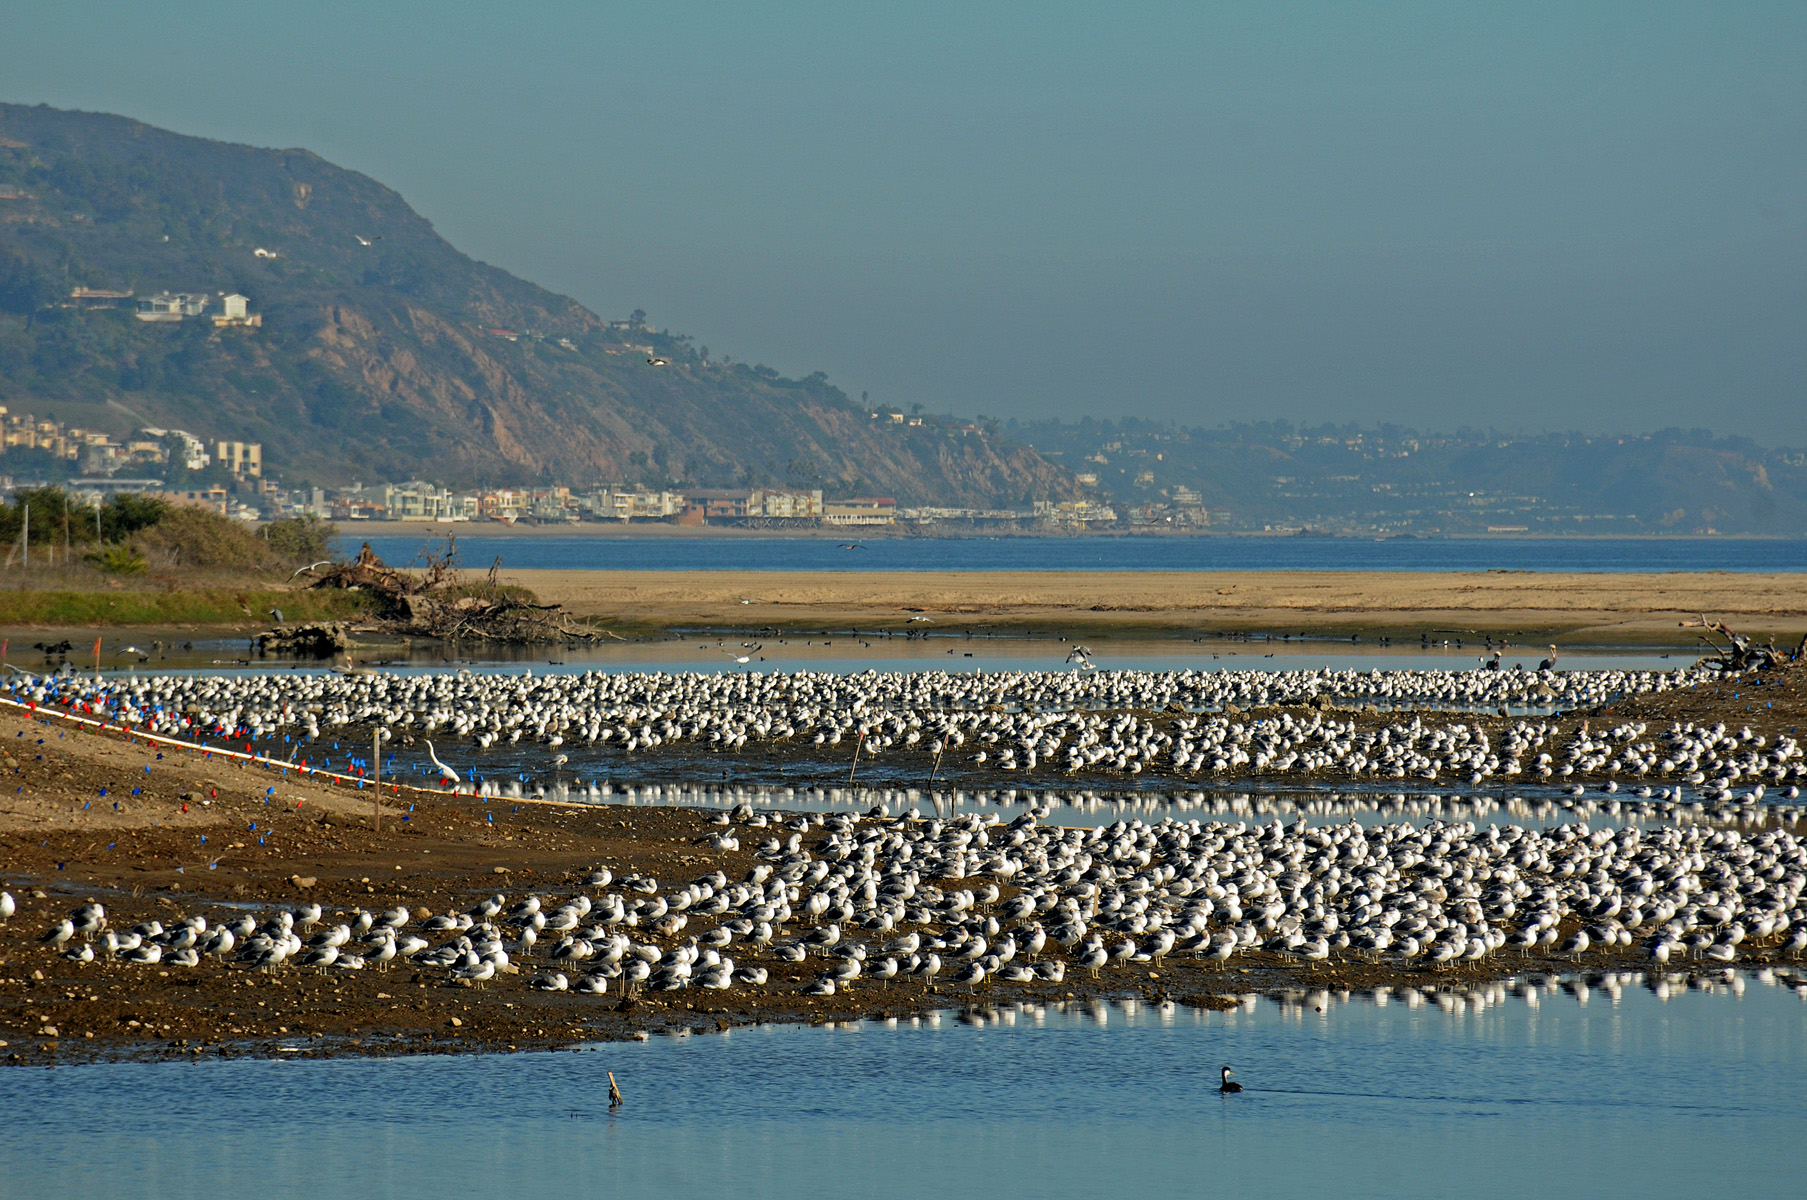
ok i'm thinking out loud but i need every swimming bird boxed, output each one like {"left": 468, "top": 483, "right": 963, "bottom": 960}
{"left": 1219, "top": 1066, "right": 1243, "bottom": 1093}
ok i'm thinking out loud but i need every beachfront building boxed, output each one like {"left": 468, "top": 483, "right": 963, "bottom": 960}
{"left": 754, "top": 488, "right": 824, "bottom": 520}
{"left": 480, "top": 490, "right": 528, "bottom": 524}
{"left": 824, "top": 497, "right": 897, "bottom": 526}
{"left": 581, "top": 487, "right": 687, "bottom": 522}
{"left": 681, "top": 487, "right": 827, "bottom": 525}
{"left": 528, "top": 488, "right": 578, "bottom": 523}
{"left": 383, "top": 481, "right": 457, "bottom": 521}
{"left": 1034, "top": 499, "right": 1118, "bottom": 528}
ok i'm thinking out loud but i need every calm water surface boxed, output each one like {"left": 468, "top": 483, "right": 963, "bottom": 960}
{"left": 2, "top": 972, "right": 1800, "bottom": 1199}
{"left": 353, "top": 534, "right": 1807, "bottom": 574}
{"left": 131, "top": 635, "right": 1692, "bottom": 677}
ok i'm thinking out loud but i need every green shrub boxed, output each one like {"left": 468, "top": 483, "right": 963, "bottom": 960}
{"left": 260, "top": 514, "right": 338, "bottom": 565}
{"left": 85, "top": 544, "right": 148, "bottom": 574}
{"left": 129, "top": 506, "right": 288, "bottom": 571}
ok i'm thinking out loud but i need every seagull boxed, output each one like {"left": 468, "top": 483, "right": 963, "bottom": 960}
{"left": 1066, "top": 646, "right": 1095, "bottom": 669}
{"left": 355, "top": 235, "right": 383, "bottom": 246}
{"left": 722, "top": 646, "right": 762, "bottom": 664}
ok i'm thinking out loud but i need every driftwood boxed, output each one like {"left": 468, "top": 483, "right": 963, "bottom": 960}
{"left": 1687, "top": 615, "right": 1805, "bottom": 673}
{"left": 305, "top": 540, "right": 594, "bottom": 645}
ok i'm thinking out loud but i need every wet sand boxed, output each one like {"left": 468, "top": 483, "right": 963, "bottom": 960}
{"left": 509, "top": 568, "right": 1807, "bottom": 643}
{"left": 0, "top": 670, "right": 1802, "bottom": 1066}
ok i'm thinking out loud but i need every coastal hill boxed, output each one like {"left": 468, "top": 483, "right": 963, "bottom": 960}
{"left": 1015, "top": 419, "right": 1807, "bottom": 536}
{"left": 0, "top": 102, "right": 1078, "bottom": 505}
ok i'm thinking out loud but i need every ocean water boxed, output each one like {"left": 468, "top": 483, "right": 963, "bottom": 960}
{"left": 350, "top": 533, "right": 1807, "bottom": 574}
{"left": 2, "top": 971, "right": 1800, "bottom": 1200}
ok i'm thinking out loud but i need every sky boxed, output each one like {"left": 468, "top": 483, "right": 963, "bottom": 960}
{"left": 4, "top": 2, "right": 1804, "bottom": 439}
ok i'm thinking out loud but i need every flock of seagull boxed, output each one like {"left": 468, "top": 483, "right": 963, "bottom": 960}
{"left": 7, "top": 662, "right": 1799, "bottom": 801}
{"left": 20, "top": 801, "right": 1807, "bottom": 999}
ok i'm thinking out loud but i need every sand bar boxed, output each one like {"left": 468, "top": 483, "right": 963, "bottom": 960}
{"left": 506, "top": 569, "right": 1807, "bottom": 644}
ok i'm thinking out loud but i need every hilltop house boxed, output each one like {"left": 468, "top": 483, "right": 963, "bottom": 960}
{"left": 211, "top": 293, "right": 261, "bottom": 328}
{"left": 135, "top": 292, "right": 210, "bottom": 322}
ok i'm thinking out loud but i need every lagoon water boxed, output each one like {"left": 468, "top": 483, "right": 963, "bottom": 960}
{"left": 353, "top": 533, "right": 1807, "bottom": 574}
{"left": 2, "top": 972, "right": 1800, "bottom": 1200}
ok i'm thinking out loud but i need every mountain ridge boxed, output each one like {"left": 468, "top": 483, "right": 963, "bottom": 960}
{"left": 0, "top": 102, "right": 1078, "bottom": 505}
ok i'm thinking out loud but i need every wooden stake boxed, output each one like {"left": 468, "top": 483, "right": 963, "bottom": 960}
{"left": 608, "top": 1071, "right": 623, "bottom": 1107}
{"left": 848, "top": 730, "right": 864, "bottom": 786}
{"left": 373, "top": 729, "right": 381, "bottom": 833}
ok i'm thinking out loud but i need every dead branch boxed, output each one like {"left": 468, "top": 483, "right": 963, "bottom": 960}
{"left": 1684, "top": 614, "right": 1801, "bottom": 673}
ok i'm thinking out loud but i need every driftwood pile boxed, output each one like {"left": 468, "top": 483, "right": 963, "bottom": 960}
{"left": 298, "top": 541, "right": 595, "bottom": 647}
{"left": 1692, "top": 616, "right": 1806, "bottom": 673}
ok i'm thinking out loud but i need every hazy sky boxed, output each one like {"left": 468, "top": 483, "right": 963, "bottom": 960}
{"left": 6, "top": 2, "right": 1803, "bottom": 438}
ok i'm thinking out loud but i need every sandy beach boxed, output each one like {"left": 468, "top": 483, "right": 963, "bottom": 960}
{"left": 505, "top": 568, "right": 1807, "bottom": 644}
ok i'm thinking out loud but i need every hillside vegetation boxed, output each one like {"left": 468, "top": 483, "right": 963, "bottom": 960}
{"left": 0, "top": 103, "right": 1076, "bottom": 506}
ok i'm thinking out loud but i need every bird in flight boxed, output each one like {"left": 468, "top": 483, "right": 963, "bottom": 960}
{"left": 723, "top": 645, "right": 763, "bottom": 663}
{"left": 1066, "top": 645, "right": 1095, "bottom": 669}
{"left": 355, "top": 235, "right": 383, "bottom": 246}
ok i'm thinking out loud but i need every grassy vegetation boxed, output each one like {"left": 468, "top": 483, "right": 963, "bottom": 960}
{"left": 0, "top": 586, "right": 372, "bottom": 628}
{"left": 0, "top": 485, "right": 358, "bottom": 628}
